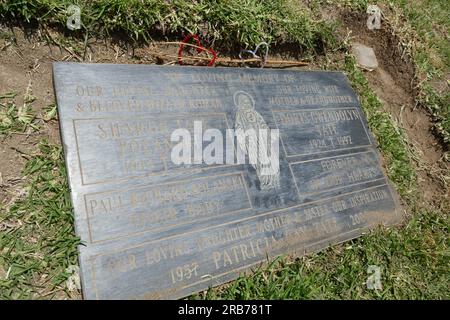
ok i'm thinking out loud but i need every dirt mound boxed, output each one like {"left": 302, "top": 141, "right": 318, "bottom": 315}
{"left": 341, "top": 11, "right": 449, "bottom": 207}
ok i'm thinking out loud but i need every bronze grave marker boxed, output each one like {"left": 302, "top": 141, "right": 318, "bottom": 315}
{"left": 52, "top": 63, "right": 402, "bottom": 299}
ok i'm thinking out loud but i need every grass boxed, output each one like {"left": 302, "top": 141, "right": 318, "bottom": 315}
{"left": 393, "top": 0, "right": 449, "bottom": 69}
{"left": 0, "top": 92, "right": 57, "bottom": 135}
{"left": 0, "top": 92, "right": 38, "bottom": 135}
{"left": 0, "top": 0, "right": 337, "bottom": 53}
{"left": 0, "top": 0, "right": 448, "bottom": 300}
{"left": 388, "top": 0, "right": 450, "bottom": 147}
{"left": 0, "top": 141, "right": 80, "bottom": 299}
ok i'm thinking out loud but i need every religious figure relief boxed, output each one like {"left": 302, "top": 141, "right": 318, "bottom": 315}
{"left": 234, "top": 91, "right": 280, "bottom": 191}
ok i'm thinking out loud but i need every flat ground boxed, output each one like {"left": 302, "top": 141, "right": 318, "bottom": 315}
{"left": 0, "top": 0, "right": 448, "bottom": 299}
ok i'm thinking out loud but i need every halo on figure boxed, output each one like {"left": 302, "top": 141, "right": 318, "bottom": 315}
{"left": 233, "top": 90, "right": 255, "bottom": 109}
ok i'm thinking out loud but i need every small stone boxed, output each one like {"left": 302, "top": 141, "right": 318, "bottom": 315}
{"left": 352, "top": 43, "right": 379, "bottom": 71}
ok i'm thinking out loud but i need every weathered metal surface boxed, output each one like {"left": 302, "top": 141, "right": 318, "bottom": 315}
{"left": 52, "top": 63, "right": 402, "bottom": 300}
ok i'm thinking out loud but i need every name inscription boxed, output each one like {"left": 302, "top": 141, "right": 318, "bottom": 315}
{"left": 73, "top": 113, "right": 232, "bottom": 184}
{"left": 273, "top": 108, "right": 371, "bottom": 156}
{"left": 84, "top": 173, "right": 251, "bottom": 243}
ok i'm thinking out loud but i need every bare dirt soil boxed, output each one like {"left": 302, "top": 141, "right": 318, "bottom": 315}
{"left": 1, "top": 28, "right": 60, "bottom": 206}
{"left": 341, "top": 11, "right": 449, "bottom": 208}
